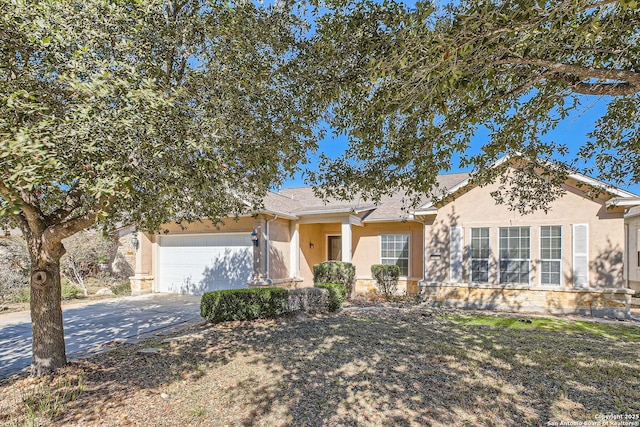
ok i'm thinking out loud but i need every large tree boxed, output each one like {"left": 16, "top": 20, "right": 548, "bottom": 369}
{"left": 0, "top": 0, "right": 318, "bottom": 375}
{"left": 307, "top": 0, "right": 639, "bottom": 211}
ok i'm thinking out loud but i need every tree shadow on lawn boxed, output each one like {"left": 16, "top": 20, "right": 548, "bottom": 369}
{"left": 2, "top": 310, "right": 639, "bottom": 426}
{"left": 227, "top": 312, "right": 640, "bottom": 426}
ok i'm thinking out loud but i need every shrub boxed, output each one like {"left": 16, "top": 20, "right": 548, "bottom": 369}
{"left": 287, "top": 287, "right": 329, "bottom": 313}
{"left": 10, "top": 283, "right": 83, "bottom": 303}
{"left": 110, "top": 281, "right": 131, "bottom": 296}
{"left": 12, "top": 286, "right": 31, "bottom": 303}
{"left": 61, "top": 283, "right": 82, "bottom": 300}
{"left": 315, "top": 283, "right": 347, "bottom": 311}
{"left": 201, "top": 288, "right": 289, "bottom": 323}
{"left": 313, "top": 261, "right": 355, "bottom": 295}
{"left": 371, "top": 264, "right": 400, "bottom": 300}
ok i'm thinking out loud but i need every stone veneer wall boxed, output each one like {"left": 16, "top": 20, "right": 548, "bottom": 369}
{"left": 112, "top": 233, "right": 136, "bottom": 278}
{"left": 419, "top": 283, "right": 633, "bottom": 319}
{"left": 130, "top": 275, "right": 154, "bottom": 295}
{"left": 248, "top": 278, "right": 305, "bottom": 290}
{"left": 355, "top": 279, "right": 420, "bottom": 296}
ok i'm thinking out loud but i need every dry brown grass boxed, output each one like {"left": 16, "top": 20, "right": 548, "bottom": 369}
{"left": 1, "top": 307, "right": 639, "bottom": 427}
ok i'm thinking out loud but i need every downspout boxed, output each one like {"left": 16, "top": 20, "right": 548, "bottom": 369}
{"left": 265, "top": 215, "right": 278, "bottom": 286}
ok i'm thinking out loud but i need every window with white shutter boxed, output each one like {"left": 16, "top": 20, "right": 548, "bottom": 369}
{"left": 573, "top": 224, "right": 589, "bottom": 287}
{"left": 450, "top": 226, "right": 463, "bottom": 282}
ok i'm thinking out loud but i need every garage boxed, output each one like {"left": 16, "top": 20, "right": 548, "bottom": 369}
{"left": 156, "top": 233, "right": 253, "bottom": 294}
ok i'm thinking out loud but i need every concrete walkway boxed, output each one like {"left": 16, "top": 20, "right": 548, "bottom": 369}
{"left": 0, "top": 294, "right": 202, "bottom": 378}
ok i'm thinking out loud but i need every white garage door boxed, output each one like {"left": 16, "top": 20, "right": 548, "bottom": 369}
{"left": 156, "top": 234, "right": 252, "bottom": 294}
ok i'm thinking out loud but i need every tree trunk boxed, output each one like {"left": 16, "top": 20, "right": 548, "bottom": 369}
{"left": 29, "top": 249, "right": 67, "bottom": 376}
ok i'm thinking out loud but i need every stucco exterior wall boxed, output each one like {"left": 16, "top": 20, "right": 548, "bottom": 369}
{"left": 160, "top": 217, "right": 255, "bottom": 235}
{"left": 425, "top": 178, "right": 626, "bottom": 289}
{"left": 351, "top": 222, "right": 424, "bottom": 294}
{"left": 299, "top": 223, "right": 339, "bottom": 286}
{"left": 297, "top": 221, "right": 424, "bottom": 292}
{"left": 268, "top": 217, "right": 291, "bottom": 281}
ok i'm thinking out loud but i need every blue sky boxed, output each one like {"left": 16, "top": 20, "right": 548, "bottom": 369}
{"left": 282, "top": 98, "right": 640, "bottom": 196}
{"left": 278, "top": 0, "right": 639, "bottom": 196}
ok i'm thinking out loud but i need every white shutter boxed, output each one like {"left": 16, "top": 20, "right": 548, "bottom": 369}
{"left": 450, "top": 226, "right": 463, "bottom": 283}
{"left": 573, "top": 224, "right": 589, "bottom": 287}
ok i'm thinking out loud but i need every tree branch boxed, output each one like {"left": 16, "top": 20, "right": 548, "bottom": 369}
{"left": 2, "top": 186, "right": 46, "bottom": 235}
{"left": 48, "top": 194, "right": 116, "bottom": 241}
{"left": 44, "top": 183, "right": 85, "bottom": 224}
{"left": 494, "top": 58, "right": 640, "bottom": 95}
{"left": 552, "top": 73, "right": 638, "bottom": 96}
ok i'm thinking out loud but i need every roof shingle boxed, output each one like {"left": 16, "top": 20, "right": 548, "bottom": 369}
{"left": 261, "top": 172, "right": 469, "bottom": 222}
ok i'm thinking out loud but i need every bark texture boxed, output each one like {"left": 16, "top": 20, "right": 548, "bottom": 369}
{"left": 28, "top": 237, "right": 67, "bottom": 376}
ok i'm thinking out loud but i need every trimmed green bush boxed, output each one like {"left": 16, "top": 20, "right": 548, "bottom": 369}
{"left": 371, "top": 264, "right": 400, "bottom": 300}
{"left": 315, "top": 283, "right": 347, "bottom": 311}
{"left": 200, "top": 287, "right": 289, "bottom": 323}
{"left": 313, "top": 261, "right": 356, "bottom": 295}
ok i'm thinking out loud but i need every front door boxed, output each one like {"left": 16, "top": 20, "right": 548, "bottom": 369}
{"left": 328, "top": 235, "right": 342, "bottom": 261}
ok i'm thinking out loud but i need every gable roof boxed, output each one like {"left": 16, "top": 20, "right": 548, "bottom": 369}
{"left": 414, "top": 156, "right": 640, "bottom": 213}
{"left": 256, "top": 155, "right": 640, "bottom": 222}
{"left": 259, "top": 172, "right": 470, "bottom": 222}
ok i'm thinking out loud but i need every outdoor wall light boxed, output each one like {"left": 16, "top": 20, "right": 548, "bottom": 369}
{"left": 131, "top": 233, "right": 139, "bottom": 251}
{"left": 251, "top": 229, "right": 259, "bottom": 247}
{"left": 309, "top": 242, "right": 315, "bottom": 249}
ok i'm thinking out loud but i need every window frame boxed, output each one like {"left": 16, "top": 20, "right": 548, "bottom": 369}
{"left": 470, "top": 227, "right": 490, "bottom": 283}
{"left": 498, "top": 227, "right": 531, "bottom": 285}
{"left": 539, "top": 225, "right": 563, "bottom": 287}
{"left": 380, "top": 233, "right": 410, "bottom": 277}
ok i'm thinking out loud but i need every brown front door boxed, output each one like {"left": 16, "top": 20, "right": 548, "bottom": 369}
{"left": 328, "top": 236, "right": 342, "bottom": 261}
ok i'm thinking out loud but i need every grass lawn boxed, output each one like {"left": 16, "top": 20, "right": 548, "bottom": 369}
{"left": 1, "top": 307, "right": 639, "bottom": 426}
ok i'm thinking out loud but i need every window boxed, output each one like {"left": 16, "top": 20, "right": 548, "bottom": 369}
{"left": 471, "top": 228, "right": 490, "bottom": 283}
{"left": 540, "top": 226, "right": 562, "bottom": 286}
{"left": 499, "top": 227, "right": 530, "bottom": 284}
{"left": 381, "top": 234, "right": 409, "bottom": 276}
{"left": 327, "top": 235, "right": 342, "bottom": 261}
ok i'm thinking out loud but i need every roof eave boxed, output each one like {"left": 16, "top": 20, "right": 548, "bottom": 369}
{"left": 363, "top": 216, "right": 421, "bottom": 223}
{"left": 255, "top": 209, "right": 299, "bottom": 220}
{"left": 295, "top": 207, "right": 359, "bottom": 216}
{"left": 569, "top": 173, "right": 638, "bottom": 199}
{"left": 411, "top": 208, "right": 438, "bottom": 216}
{"left": 606, "top": 197, "right": 640, "bottom": 208}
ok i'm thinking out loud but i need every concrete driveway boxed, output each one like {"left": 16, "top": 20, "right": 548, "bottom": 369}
{"left": 0, "top": 294, "right": 202, "bottom": 378}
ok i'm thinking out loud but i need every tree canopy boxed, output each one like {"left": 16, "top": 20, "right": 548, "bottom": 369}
{"left": 307, "top": 0, "right": 640, "bottom": 212}
{"left": 1, "top": 0, "right": 318, "bottom": 236}
{"left": 0, "top": 0, "right": 319, "bottom": 374}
